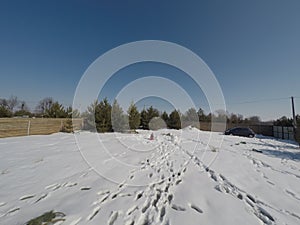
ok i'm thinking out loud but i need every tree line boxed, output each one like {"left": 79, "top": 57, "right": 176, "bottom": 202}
{"left": 0, "top": 96, "right": 79, "bottom": 118}
{"left": 81, "top": 98, "right": 291, "bottom": 133}
{"left": 1, "top": 96, "right": 299, "bottom": 131}
{"left": 273, "top": 115, "right": 300, "bottom": 127}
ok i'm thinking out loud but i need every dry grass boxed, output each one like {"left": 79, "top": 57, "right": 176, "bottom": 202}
{"left": 0, "top": 118, "right": 83, "bottom": 138}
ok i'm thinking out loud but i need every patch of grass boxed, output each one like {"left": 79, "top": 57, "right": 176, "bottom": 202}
{"left": 26, "top": 210, "right": 65, "bottom": 225}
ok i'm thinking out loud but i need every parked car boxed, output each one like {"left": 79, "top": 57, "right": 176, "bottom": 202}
{"left": 224, "top": 127, "right": 255, "bottom": 138}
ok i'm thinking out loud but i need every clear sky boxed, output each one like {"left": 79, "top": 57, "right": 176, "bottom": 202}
{"left": 0, "top": 0, "right": 300, "bottom": 120}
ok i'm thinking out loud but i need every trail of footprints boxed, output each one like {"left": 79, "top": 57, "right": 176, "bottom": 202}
{"left": 4, "top": 133, "right": 299, "bottom": 224}
{"left": 86, "top": 133, "right": 203, "bottom": 225}
{"left": 188, "top": 150, "right": 300, "bottom": 224}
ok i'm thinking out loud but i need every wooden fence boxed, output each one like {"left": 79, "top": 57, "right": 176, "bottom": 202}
{"left": 1, "top": 118, "right": 299, "bottom": 145}
{"left": 0, "top": 118, "right": 83, "bottom": 138}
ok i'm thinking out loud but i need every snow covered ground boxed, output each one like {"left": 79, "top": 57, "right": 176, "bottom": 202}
{"left": 0, "top": 128, "right": 300, "bottom": 225}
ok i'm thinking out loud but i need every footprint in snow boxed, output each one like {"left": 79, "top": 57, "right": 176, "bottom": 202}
{"left": 108, "top": 211, "right": 118, "bottom": 225}
{"left": 45, "top": 183, "right": 61, "bottom": 191}
{"left": 171, "top": 204, "right": 186, "bottom": 211}
{"left": 6, "top": 207, "right": 20, "bottom": 215}
{"left": 35, "top": 193, "right": 48, "bottom": 203}
{"left": 80, "top": 187, "right": 91, "bottom": 191}
{"left": 88, "top": 206, "right": 100, "bottom": 221}
{"left": 19, "top": 195, "right": 35, "bottom": 201}
{"left": 135, "top": 191, "right": 143, "bottom": 200}
{"left": 188, "top": 203, "right": 203, "bottom": 214}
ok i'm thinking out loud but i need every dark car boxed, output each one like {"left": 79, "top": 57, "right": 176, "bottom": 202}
{"left": 224, "top": 127, "right": 255, "bottom": 138}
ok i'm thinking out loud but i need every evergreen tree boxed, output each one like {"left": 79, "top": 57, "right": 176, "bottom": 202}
{"left": 64, "top": 106, "right": 80, "bottom": 118}
{"left": 183, "top": 107, "right": 198, "bottom": 127}
{"left": 61, "top": 119, "right": 73, "bottom": 133}
{"left": 83, "top": 100, "right": 98, "bottom": 131}
{"left": 197, "top": 108, "right": 207, "bottom": 122}
{"left": 14, "top": 109, "right": 32, "bottom": 117}
{"left": 168, "top": 110, "right": 181, "bottom": 129}
{"left": 161, "top": 111, "right": 169, "bottom": 124}
{"left": 111, "top": 100, "right": 128, "bottom": 132}
{"left": 95, "top": 98, "right": 112, "bottom": 132}
{"left": 274, "top": 116, "right": 293, "bottom": 126}
{"left": 140, "top": 106, "right": 160, "bottom": 130}
{"left": 127, "top": 102, "right": 140, "bottom": 130}
{"left": 147, "top": 106, "right": 159, "bottom": 121}
{"left": 45, "top": 102, "right": 66, "bottom": 118}
{"left": 140, "top": 109, "right": 148, "bottom": 129}
{"left": 149, "top": 117, "right": 166, "bottom": 130}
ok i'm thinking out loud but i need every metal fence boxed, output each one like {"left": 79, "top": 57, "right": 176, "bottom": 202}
{"left": 273, "top": 126, "right": 295, "bottom": 140}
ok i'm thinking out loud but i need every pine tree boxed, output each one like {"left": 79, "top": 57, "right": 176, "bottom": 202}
{"left": 45, "top": 102, "right": 66, "bottom": 118}
{"left": 197, "top": 108, "right": 206, "bottom": 121}
{"left": 111, "top": 100, "right": 128, "bottom": 132}
{"left": 183, "top": 107, "right": 199, "bottom": 127}
{"left": 83, "top": 100, "right": 98, "bottom": 131}
{"left": 61, "top": 119, "right": 73, "bottom": 133}
{"left": 140, "top": 109, "right": 148, "bottom": 129}
{"left": 127, "top": 102, "right": 140, "bottom": 130}
{"left": 168, "top": 110, "right": 181, "bottom": 129}
{"left": 147, "top": 106, "right": 159, "bottom": 121}
{"left": 161, "top": 111, "right": 169, "bottom": 124}
{"left": 140, "top": 106, "right": 160, "bottom": 130}
{"left": 95, "top": 98, "right": 112, "bottom": 132}
{"left": 149, "top": 117, "right": 166, "bottom": 130}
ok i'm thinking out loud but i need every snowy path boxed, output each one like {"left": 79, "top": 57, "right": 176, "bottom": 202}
{"left": 0, "top": 128, "right": 300, "bottom": 224}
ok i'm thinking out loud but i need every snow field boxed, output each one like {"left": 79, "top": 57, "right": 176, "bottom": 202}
{"left": 0, "top": 127, "right": 300, "bottom": 224}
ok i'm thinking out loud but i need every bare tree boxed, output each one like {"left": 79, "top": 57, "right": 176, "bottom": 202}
{"left": 35, "top": 97, "right": 53, "bottom": 116}
{"left": 0, "top": 98, "right": 8, "bottom": 108}
{"left": 7, "top": 96, "right": 18, "bottom": 112}
{"left": 248, "top": 116, "right": 261, "bottom": 124}
{"left": 19, "top": 100, "right": 30, "bottom": 111}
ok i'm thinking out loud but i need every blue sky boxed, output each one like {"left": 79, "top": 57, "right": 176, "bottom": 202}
{"left": 0, "top": 0, "right": 300, "bottom": 120}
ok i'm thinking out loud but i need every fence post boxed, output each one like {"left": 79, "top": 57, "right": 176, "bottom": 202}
{"left": 27, "top": 120, "right": 31, "bottom": 136}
